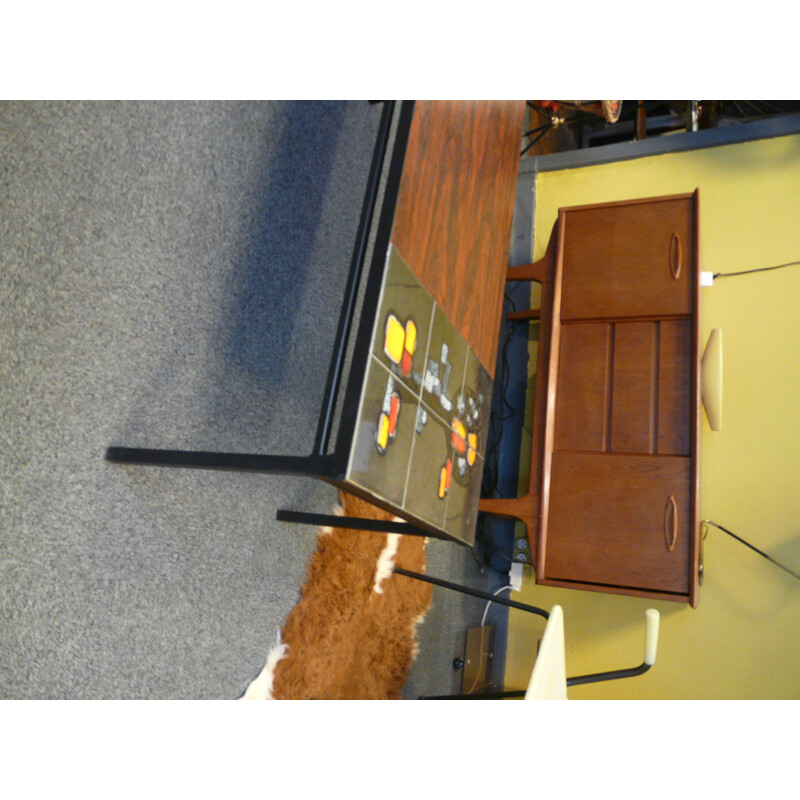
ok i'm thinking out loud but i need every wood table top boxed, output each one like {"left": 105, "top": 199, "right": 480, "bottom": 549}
{"left": 389, "top": 101, "right": 526, "bottom": 378}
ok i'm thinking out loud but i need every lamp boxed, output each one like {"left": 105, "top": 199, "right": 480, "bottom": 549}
{"left": 701, "top": 328, "right": 723, "bottom": 431}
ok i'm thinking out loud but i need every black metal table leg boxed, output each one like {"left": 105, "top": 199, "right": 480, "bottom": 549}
{"left": 105, "top": 447, "right": 335, "bottom": 477}
{"left": 393, "top": 567, "right": 549, "bottom": 620}
{"left": 275, "top": 509, "right": 432, "bottom": 537}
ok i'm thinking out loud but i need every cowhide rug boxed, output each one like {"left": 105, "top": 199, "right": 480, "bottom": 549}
{"left": 242, "top": 490, "right": 433, "bottom": 699}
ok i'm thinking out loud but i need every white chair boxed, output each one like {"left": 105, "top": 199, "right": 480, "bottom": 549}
{"left": 525, "top": 606, "right": 660, "bottom": 699}
{"left": 423, "top": 605, "right": 660, "bottom": 699}
{"left": 524, "top": 605, "right": 569, "bottom": 700}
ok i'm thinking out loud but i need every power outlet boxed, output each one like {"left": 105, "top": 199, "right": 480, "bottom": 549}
{"left": 513, "top": 535, "right": 531, "bottom": 564}
{"left": 510, "top": 562, "right": 524, "bottom": 592}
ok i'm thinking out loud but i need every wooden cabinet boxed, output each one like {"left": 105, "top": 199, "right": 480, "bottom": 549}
{"left": 540, "top": 192, "right": 701, "bottom": 606}
{"left": 480, "top": 192, "right": 702, "bottom": 606}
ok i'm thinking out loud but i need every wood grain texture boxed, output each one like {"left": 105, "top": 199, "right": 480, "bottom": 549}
{"left": 657, "top": 318, "right": 692, "bottom": 455}
{"left": 610, "top": 321, "right": 657, "bottom": 453}
{"left": 546, "top": 452, "right": 691, "bottom": 594}
{"left": 560, "top": 196, "right": 694, "bottom": 320}
{"left": 554, "top": 322, "right": 611, "bottom": 452}
{"left": 536, "top": 194, "right": 700, "bottom": 604}
{"left": 390, "top": 101, "right": 526, "bottom": 377}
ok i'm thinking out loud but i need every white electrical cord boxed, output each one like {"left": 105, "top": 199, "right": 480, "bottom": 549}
{"left": 481, "top": 585, "right": 513, "bottom": 628}
{"left": 464, "top": 585, "right": 515, "bottom": 695}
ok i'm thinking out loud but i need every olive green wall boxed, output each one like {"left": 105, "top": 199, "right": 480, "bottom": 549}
{"left": 504, "top": 134, "right": 800, "bottom": 699}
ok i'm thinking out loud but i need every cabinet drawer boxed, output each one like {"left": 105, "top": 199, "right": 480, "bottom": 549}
{"left": 559, "top": 196, "right": 695, "bottom": 320}
{"left": 544, "top": 452, "right": 691, "bottom": 594}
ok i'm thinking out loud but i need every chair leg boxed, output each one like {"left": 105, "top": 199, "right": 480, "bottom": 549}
{"left": 567, "top": 663, "right": 652, "bottom": 687}
{"left": 421, "top": 688, "right": 526, "bottom": 700}
{"left": 401, "top": 567, "right": 549, "bottom": 700}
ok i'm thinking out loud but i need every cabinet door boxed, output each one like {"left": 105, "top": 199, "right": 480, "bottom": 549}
{"left": 559, "top": 196, "right": 695, "bottom": 320}
{"left": 544, "top": 452, "right": 691, "bottom": 595}
{"left": 554, "top": 318, "right": 694, "bottom": 457}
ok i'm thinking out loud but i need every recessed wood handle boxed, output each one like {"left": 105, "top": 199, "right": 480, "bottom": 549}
{"left": 669, "top": 233, "right": 682, "bottom": 279}
{"left": 664, "top": 495, "right": 678, "bottom": 551}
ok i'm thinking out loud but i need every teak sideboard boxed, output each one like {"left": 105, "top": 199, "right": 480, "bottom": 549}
{"left": 480, "top": 191, "right": 702, "bottom": 607}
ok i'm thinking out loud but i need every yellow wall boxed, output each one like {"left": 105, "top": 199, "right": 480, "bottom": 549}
{"left": 505, "top": 134, "right": 800, "bottom": 699}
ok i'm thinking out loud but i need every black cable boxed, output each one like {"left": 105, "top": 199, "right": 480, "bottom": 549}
{"left": 480, "top": 291, "right": 517, "bottom": 498}
{"left": 486, "top": 292, "right": 521, "bottom": 468}
{"left": 713, "top": 259, "right": 800, "bottom": 279}
{"left": 702, "top": 520, "right": 800, "bottom": 582}
{"left": 522, "top": 124, "right": 553, "bottom": 138}
{"left": 473, "top": 289, "right": 525, "bottom": 572}
{"left": 521, "top": 127, "right": 552, "bottom": 157}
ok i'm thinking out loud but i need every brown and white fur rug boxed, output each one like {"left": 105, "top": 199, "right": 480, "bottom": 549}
{"left": 242, "top": 491, "right": 433, "bottom": 699}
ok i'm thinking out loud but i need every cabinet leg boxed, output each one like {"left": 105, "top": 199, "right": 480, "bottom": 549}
{"left": 478, "top": 496, "right": 528, "bottom": 522}
{"left": 507, "top": 308, "right": 541, "bottom": 322}
{"left": 506, "top": 260, "right": 548, "bottom": 284}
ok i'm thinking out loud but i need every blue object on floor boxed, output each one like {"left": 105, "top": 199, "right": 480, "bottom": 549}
{"left": 477, "top": 279, "right": 532, "bottom": 573}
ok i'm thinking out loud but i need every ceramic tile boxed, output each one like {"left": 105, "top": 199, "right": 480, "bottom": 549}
{"left": 422, "top": 304, "right": 468, "bottom": 427}
{"left": 371, "top": 246, "right": 434, "bottom": 398}
{"left": 460, "top": 348, "right": 494, "bottom": 459}
{"left": 347, "top": 356, "right": 419, "bottom": 508}
{"left": 346, "top": 244, "right": 494, "bottom": 545}
{"left": 402, "top": 407, "right": 451, "bottom": 531}
{"left": 443, "top": 451, "right": 484, "bottom": 545}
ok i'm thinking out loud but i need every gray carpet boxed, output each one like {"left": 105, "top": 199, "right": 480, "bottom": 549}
{"left": 0, "top": 100, "right": 506, "bottom": 699}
